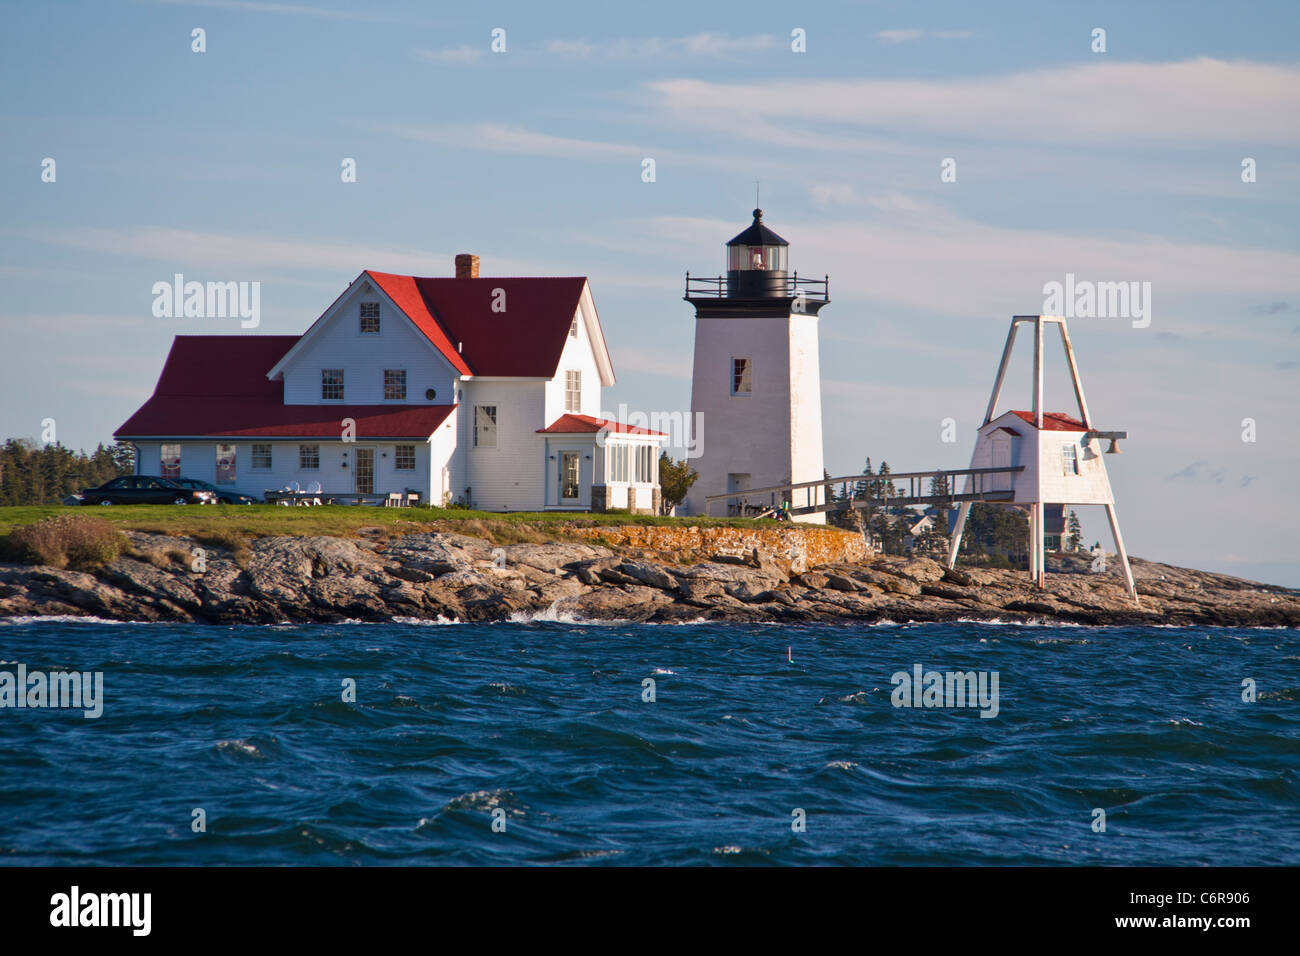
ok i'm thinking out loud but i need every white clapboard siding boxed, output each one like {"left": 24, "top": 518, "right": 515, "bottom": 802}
{"left": 279, "top": 284, "right": 460, "bottom": 407}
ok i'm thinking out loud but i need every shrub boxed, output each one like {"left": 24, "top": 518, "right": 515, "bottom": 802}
{"left": 10, "top": 514, "right": 126, "bottom": 570}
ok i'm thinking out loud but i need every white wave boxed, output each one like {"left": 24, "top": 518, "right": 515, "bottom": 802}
{"left": 392, "top": 615, "right": 460, "bottom": 626}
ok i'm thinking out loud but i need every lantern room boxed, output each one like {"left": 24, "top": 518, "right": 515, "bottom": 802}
{"left": 725, "top": 208, "right": 789, "bottom": 297}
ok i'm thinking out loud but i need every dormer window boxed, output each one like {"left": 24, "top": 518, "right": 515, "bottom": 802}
{"left": 360, "top": 303, "right": 380, "bottom": 334}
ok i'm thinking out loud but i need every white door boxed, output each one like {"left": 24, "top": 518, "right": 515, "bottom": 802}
{"left": 354, "top": 447, "right": 375, "bottom": 494}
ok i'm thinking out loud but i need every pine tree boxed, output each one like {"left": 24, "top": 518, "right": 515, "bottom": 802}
{"left": 1066, "top": 510, "right": 1083, "bottom": 552}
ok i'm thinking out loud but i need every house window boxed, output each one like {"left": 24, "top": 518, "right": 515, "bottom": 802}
{"left": 360, "top": 303, "right": 380, "bottom": 334}
{"left": 216, "top": 444, "right": 236, "bottom": 483}
{"left": 322, "top": 369, "right": 344, "bottom": 400}
{"left": 395, "top": 445, "right": 415, "bottom": 470}
{"left": 565, "top": 370, "right": 581, "bottom": 412}
{"left": 474, "top": 405, "right": 497, "bottom": 448}
{"left": 635, "top": 445, "right": 654, "bottom": 483}
{"left": 608, "top": 444, "right": 628, "bottom": 483}
{"left": 384, "top": 369, "right": 407, "bottom": 400}
{"left": 569, "top": 314, "right": 578, "bottom": 338}
{"left": 299, "top": 445, "right": 320, "bottom": 470}
{"left": 251, "top": 443, "right": 272, "bottom": 470}
{"left": 1062, "top": 443, "right": 1079, "bottom": 476}
{"left": 160, "top": 443, "right": 181, "bottom": 479}
{"left": 732, "top": 357, "right": 752, "bottom": 394}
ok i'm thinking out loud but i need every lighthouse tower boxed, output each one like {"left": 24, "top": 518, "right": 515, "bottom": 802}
{"left": 680, "top": 209, "right": 830, "bottom": 523}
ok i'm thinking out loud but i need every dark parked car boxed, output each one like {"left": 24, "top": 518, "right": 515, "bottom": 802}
{"left": 79, "top": 476, "right": 216, "bottom": 506}
{"left": 170, "top": 478, "right": 258, "bottom": 505}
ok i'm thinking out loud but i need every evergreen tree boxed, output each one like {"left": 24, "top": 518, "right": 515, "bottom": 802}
{"left": 1066, "top": 510, "right": 1083, "bottom": 552}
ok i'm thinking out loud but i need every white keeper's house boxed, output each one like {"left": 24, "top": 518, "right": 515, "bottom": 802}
{"left": 116, "top": 255, "right": 666, "bottom": 511}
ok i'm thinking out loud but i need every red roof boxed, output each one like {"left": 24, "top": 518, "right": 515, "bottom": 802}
{"left": 1010, "top": 410, "right": 1087, "bottom": 432}
{"left": 116, "top": 336, "right": 455, "bottom": 439}
{"left": 367, "top": 271, "right": 588, "bottom": 378}
{"left": 537, "top": 414, "right": 665, "bottom": 436}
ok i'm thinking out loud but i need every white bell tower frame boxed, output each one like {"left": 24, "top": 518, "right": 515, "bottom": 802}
{"left": 946, "top": 315, "right": 1138, "bottom": 603}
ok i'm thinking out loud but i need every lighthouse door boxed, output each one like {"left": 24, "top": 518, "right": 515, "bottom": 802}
{"left": 991, "top": 437, "right": 1012, "bottom": 491}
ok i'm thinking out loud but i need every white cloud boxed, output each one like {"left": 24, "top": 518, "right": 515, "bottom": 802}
{"left": 547, "top": 32, "right": 774, "bottom": 59}
{"left": 876, "top": 29, "right": 924, "bottom": 44}
{"left": 149, "top": 0, "right": 410, "bottom": 22}
{"left": 875, "top": 29, "right": 973, "bottom": 44}
{"left": 647, "top": 58, "right": 1300, "bottom": 147}
{"left": 415, "top": 46, "right": 482, "bottom": 65}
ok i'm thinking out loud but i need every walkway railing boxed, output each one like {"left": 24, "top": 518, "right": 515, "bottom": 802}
{"left": 704, "top": 466, "right": 1024, "bottom": 518}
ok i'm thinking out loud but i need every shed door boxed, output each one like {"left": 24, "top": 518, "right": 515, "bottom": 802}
{"left": 991, "top": 438, "right": 1011, "bottom": 491}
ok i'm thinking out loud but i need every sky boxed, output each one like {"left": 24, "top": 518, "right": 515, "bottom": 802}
{"left": 2, "top": 0, "right": 1298, "bottom": 585}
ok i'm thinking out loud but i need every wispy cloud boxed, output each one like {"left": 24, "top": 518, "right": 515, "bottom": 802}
{"left": 647, "top": 58, "right": 1300, "bottom": 146}
{"left": 415, "top": 46, "right": 482, "bottom": 65}
{"left": 547, "top": 32, "right": 774, "bottom": 59}
{"left": 875, "top": 29, "right": 974, "bottom": 44}
{"left": 149, "top": 0, "right": 412, "bottom": 22}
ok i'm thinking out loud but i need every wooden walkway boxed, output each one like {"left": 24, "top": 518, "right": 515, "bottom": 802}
{"left": 704, "top": 466, "right": 1023, "bottom": 517}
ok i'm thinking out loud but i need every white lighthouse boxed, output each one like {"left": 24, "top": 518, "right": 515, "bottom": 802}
{"left": 680, "top": 209, "right": 830, "bottom": 523}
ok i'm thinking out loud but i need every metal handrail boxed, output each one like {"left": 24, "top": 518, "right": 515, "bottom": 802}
{"left": 684, "top": 272, "right": 830, "bottom": 300}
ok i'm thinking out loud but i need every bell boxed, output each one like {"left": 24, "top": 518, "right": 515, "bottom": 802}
{"left": 1105, "top": 438, "right": 1122, "bottom": 454}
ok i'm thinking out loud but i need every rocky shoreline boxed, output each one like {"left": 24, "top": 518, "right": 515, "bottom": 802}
{"left": 1, "top": 527, "right": 1296, "bottom": 627}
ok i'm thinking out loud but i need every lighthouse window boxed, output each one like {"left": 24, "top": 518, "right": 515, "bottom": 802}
{"left": 732, "top": 358, "right": 752, "bottom": 394}
{"left": 1062, "top": 443, "right": 1079, "bottom": 476}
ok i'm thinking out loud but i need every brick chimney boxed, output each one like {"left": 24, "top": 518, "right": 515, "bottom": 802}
{"left": 454, "top": 253, "right": 479, "bottom": 279}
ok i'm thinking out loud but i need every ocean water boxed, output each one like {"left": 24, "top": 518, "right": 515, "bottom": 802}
{"left": 0, "top": 617, "right": 1297, "bottom": 866}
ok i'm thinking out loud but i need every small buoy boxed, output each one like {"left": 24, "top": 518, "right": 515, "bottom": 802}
{"left": 788, "top": 646, "right": 792, "bottom": 662}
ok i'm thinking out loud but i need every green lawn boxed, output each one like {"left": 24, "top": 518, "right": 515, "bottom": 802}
{"left": 0, "top": 504, "right": 784, "bottom": 542}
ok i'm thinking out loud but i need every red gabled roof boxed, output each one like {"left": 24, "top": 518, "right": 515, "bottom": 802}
{"left": 366, "top": 271, "right": 588, "bottom": 378}
{"left": 116, "top": 336, "right": 455, "bottom": 439}
{"left": 364, "top": 272, "right": 472, "bottom": 376}
{"left": 537, "top": 414, "right": 665, "bottom": 436}
{"left": 1010, "top": 410, "right": 1087, "bottom": 432}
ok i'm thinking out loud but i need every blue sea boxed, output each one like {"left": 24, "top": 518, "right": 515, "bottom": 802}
{"left": 0, "top": 618, "right": 1297, "bottom": 866}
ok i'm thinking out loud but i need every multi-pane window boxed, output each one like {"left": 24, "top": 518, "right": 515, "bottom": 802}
{"left": 1062, "top": 443, "right": 1079, "bottom": 476}
{"left": 321, "top": 369, "right": 344, "bottom": 400}
{"left": 608, "top": 444, "right": 628, "bottom": 482}
{"left": 474, "top": 405, "right": 497, "bottom": 448}
{"left": 216, "top": 444, "right": 237, "bottom": 483}
{"left": 251, "top": 443, "right": 272, "bottom": 470}
{"left": 395, "top": 445, "right": 415, "bottom": 470}
{"left": 384, "top": 369, "right": 407, "bottom": 400}
{"left": 635, "top": 445, "right": 654, "bottom": 483}
{"left": 360, "top": 303, "right": 380, "bottom": 334}
{"left": 160, "top": 443, "right": 181, "bottom": 479}
{"left": 732, "top": 357, "right": 752, "bottom": 394}
{"left": 569, "top": 314, "right": 578, "bottom": 338}
{"left": 299, "top": 445, "right": 320, "bottom": 470}
{"left": 564, "top": 370, "right": 581, "bottom": 412}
